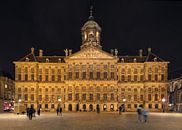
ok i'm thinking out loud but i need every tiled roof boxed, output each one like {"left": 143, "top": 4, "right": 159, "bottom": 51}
{"left": 36, "top": 56, "right": 65, "bottom": 63}
{"left": 18, "top": 53, "right": 37, "bottom": 62}
{"left": 145, "top": 52, "right": 165, "bottom": 62}
{"left": 118, "top": 56, "right": 146, "bottom": 63}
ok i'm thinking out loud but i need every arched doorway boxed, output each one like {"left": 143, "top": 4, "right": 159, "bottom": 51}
{"left": 89, "top": 104, "right": 93, "bottom": 111}
{"left": 76, "top": 104, "right": 79, "bottom": 111}
{"left": 68, "top": 104, "right": 72, "bottom": 111}
{"left": 103, "top": 104, "right": 107, "bottom": 111}
{"left": 110, "top": 104, "right": 114, "bottom": 111}
{"left": 83, "top": 104, "right": 86, "bottom": 111}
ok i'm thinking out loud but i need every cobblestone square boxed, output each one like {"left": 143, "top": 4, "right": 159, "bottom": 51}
{"left": 0, "top": 112, "right": 182, "bottom": 130}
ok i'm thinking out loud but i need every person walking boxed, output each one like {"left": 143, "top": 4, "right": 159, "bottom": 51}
{"left": 26, "top": 107, "right": 29, "bottom": 117}
{"left": 137, "top": 104, "right": 143, "bottom": 122}
{"left": 59, "top": 107, "right": 63, "bottom": 117}
{"left": 142, "top": 108, "right": 149, "bottom": 123}
{"left": 28, "top": 106, "right": 34, "bottom": 120}
{"left": 56, "top": 107, "right": 59, "bottom": 116}
{"left": 119, "top": 105, "right": 122, "bottom": 115}
{"left": 37, "top": 108, "right": 40, "bottom": 116}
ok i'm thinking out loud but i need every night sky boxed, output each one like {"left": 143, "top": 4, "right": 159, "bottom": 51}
{"left": 1, "top": 0, "right": 182, "bottom": 78}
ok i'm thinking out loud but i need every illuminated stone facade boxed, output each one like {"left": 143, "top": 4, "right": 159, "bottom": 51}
{"left": 14, "top": 12, "right": 169, "bottom": 112}
{"left": 168, "top": 77, "right": 182, "bottom": 112}
{"left": 0, "top": 72, "right": 15, "bottom": 111}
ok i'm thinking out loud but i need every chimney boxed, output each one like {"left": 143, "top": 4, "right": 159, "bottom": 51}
{"left": 39, "top": 49, "right": 43, "bottom": 57}
{"left": 115, "top": 49, "right": 118, "bottom": 56}
{"left": 69, "top": 49, "right": 72, "bottom": 56}
{"left": 110, "top": 49, "right": 114, "bottom": 55}
{"left": 148, "top": 48, "right": 152, "bottom": 53}
{"left": 31, "top": 47, "right": 34, "bottom": 54}
{"left": 139, "top": 49, "right": 143, "bottom": 57}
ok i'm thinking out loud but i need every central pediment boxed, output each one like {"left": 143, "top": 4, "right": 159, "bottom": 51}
{"left": 66, "top": 47, "right": 117, "bottom": 60}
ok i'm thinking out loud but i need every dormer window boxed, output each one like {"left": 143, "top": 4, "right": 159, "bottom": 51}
{"left": 58, "top": 58, "right": 61, "bottom": 63}
{"left": 154, "top": 57, "right": 157, "bottom": 62}
{"left": 25, "top": 57, "right": 29, "bottom": 62}
{"left": 46, "top": 58, "right": 49, "bottom": 63}
{"left": 133, "top": 58, "right": 137, "bottom": 63}
{"left": 121, "top": 58, "right": 124, "bottom": 63}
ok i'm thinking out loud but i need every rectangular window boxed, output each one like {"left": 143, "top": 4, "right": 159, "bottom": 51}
{"left": 58, "top": 75, "right": 61, "bottom": 81}
{"left": 103, "top": 94, "right": 107, "bottom": 101}
{"left": 82, "top": 72, "right": 86, "bottom": 79}
{"left": 31, "top": 94, "right": 34, "bottom": 101}
{"left": 134, "top": 104, "right": 138, "bottom": 108}
{"left": 39, "top": 95, "right": 42, "bottom": 101}
{"left": 45, "top": 75, "right": 49, "bottom": 81}
{"left": 52, "top": 75, "right": 55, "bottom": 81}
{"left": 128, "top": 104, "right": 131, "bottom": 109}
{"left": 155, "top": 75, "right": 158, "bottom": 81}
{"left": 148, "top": 94, "right": 152, "bottom": 101}
{"left": 161, "top": 74, "right": 165, "bottom": 81}
{"left": 82, "top": 94, "right": 86, "bottom": 100}
{"left": 39, "top": 75, "right": 42, "bottom": 81}
{"left": 140, "top": 75, "right": 143, "bottom": 81}
{"left": 121, "top": 75, "right": 125, "bottom": 81}
{"left": 18, "top": 74, "right": 21, "bottom": 81}
{"left": 25, "top": 74, "right": 28, "bottom": 81}
{"left": 155, "top": 104, "right": 158, "bottom": 109}
{"left": 90, "top": 94, "right": 93, "bottom": 101}
{"left": 148, "top": 74, "right": 152, "bottom": 81}
{"left": 134, "top": 95, "right": 137, "bottom": 101}
{"left": 45, "top": 104, "right": 48, "bottom": 109}
{"left": 24, "top": 94, "right": 28, "bottom": 101}
{"left": 68, "top": 93, "right": 72, "bottom": 100}
{"left": 51, "top": 104, "right": 54, "bottom": 109}
{"left": 75, "top": 72, "right": 79, "bottom": 79}
{"left": 134, "top": 75, "right": 137, "bottom": 81}
{"left": 148, "top": 104, "right": 152, "bottom": 109}
{"left": 110, "top": 93, "right": 114, "bottom": 101}
{"left": 90, "top": 72, "right": 93, "bottom": 79}
{"left": 96, "top": 94, "right": 100, "bottom": 100}
{"left": 140, "top": 95, "right": 143, "bottom": 101}
{"left": 45, "top": 95, "right": 49, "bottom": 101}
{"left": 75, "top": 93, "right": 79, "bottom": 100}
{"left": 111, "top": 72, "right": 114, "bottom": 79}
{"left": 128, "top": 75, "right": 131, "bottom": 82}
{"left": 103, "top": 72, "right": 107, "bottom": 79}
{"left": 68, "top": 72, "right": 72, "bottom": 80}
{"left": 31, "top": 74, "right": 34, "bottom": 81}
{"left": 96, "top": 72, "right": 100, "bottom": 80}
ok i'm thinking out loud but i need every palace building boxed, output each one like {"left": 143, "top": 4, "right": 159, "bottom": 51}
{"left": 14, "top": 8, "right": 169, "bottom": 112}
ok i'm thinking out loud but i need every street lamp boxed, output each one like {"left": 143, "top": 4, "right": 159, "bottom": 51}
{"left": 58, "top": 98, "right": 61, "bottom": 108}
{"left": 162, "top": 98, "right": 166, "bottom": 112}
{"left": 18, "top": 99, "right": 21, "bottom": 114}
{"left": 122, "top": 98, "right": 126, "bottom": 112}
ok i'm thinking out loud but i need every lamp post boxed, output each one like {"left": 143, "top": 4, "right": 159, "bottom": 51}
{"left": 123, "top": 98, "right": 126, "bottom": 112}
{"left": 162, "top": 98, "right": 166, "bottom": 112}
{"left": 58, "top": 98, "right": 61, "bottom": 108}
{"left": 18, "top": 99, "right": 21, "bottom": 114}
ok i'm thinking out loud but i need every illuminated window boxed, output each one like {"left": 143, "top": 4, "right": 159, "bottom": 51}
{"left": 68, "top": 94, "right": 72, "bottom": 100}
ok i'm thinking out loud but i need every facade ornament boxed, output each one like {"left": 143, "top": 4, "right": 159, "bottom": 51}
{"left": 64, "top": 49, "right": 68, "bottom": 56}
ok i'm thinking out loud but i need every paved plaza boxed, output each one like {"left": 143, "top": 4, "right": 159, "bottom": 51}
{"left": 0, "top": 112, "right": 182, "bottom": 130}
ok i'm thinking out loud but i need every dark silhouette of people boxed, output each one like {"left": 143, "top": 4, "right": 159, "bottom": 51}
{"left": 26, "top": 107, "right": 29, "bottom": 117}
{"left": 59, "top": 107, "right": 62, "bottom": 117}
{"left": 28, "top": 106, "right": 34, "bottom": 120}
{"left": 96, "top": 106, "right": 100, "bottom": 114}
{"left": 37, "top": 108, "right": 40, "bottom": 116}
{"left": 56, "top": 107, "right": 59, "bottom": 116}
{"left": 137, "top": 104, "right": 143, "bottom": 122}
{"left": 119, "top": 106, "right": 122, "bottom": 115}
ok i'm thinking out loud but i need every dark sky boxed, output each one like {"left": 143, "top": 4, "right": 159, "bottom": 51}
{"left": 1, "top": 0, "right": 182, "bottom": 78}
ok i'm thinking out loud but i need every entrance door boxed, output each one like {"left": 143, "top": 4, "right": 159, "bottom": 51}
{"left": 83, "top": 104, "right": 86, "bottom": 111}
{"left": 89, "top": 104, "right": 93, "bottom": 111}
{"left": 110, "top": 104, "right": 114, "bottom": 111}
{"left": 103, "top": 104, "right": 107, "bottom": 111}
{"left": 76, "top": 104, "right": 79, "bottom": 111}
{"left": 68, "top": 104, "right": 72, "bottom": 111}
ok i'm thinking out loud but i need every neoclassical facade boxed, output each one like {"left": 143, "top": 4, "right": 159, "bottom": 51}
{"left": 168, "top": 77, "right": 182, "bottom": 112}
{"left": 14, "top": 11, "right": 169, "bottom": 112}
